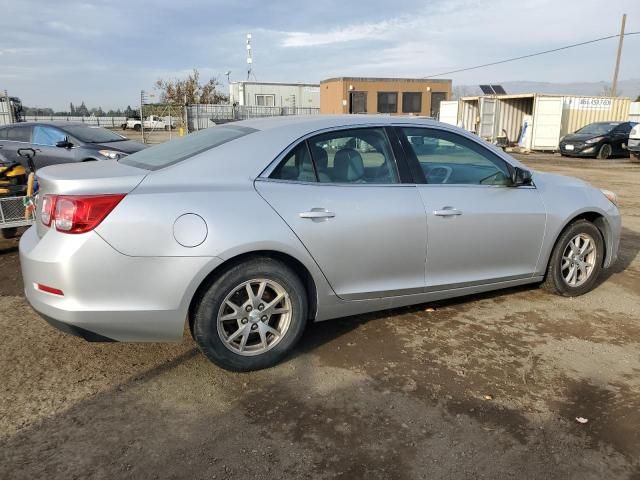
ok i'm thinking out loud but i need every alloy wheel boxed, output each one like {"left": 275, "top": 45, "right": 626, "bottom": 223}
{"left": 217, "top": 279, "right": 292, "bottom": 356}
{"left": 561, "top": 233, "right": 597, "bottom": 287}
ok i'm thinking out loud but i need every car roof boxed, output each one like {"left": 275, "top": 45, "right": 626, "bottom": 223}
{"left": 235, "top": 114, "right": 440, "bottom": 132}
{"left": 0, "top": 121, "right": 97, "bottom": 129}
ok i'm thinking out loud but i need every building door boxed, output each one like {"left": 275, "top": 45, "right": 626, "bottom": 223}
{"left": 349, "top": 92, "right": 367, "bottom": 114}
{"left": 430, "top": 92, "right": 447, "bottom": 118}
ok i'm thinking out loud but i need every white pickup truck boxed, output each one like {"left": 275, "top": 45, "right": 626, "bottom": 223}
{"left": 629, "top": 123, "right": 640, "bottom": 162}
{"left": 122, "top": 115, "right": 175, "bottom": 131}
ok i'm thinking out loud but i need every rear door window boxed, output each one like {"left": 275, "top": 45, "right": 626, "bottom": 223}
{"left": 119, "top": 125, "right": 257, "bottom": 170}
{"left": 7, "top": 125, "right": 32, "bottom": 142}
{"left": 308, "top": 128, "right": 399, "bottom": 184}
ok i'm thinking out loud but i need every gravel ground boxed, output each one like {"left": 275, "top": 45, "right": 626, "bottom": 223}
{"left": 1, "top": 153, "right": 639, "bottom": 479}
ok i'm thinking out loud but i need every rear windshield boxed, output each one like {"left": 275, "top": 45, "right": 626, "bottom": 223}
{"left": 119, "top": 125, "right": 257, "bottom": 171}
{"left": 62, "top": 125, "right": 126, "bottom": 143}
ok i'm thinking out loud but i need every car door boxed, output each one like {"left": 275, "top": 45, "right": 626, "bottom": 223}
{"left": 255, "top": 126, "right": 427, "bottom": 300}
{"left": 398, "top": 126, "right": 547, "bottom": 290}
{"left": 31, "top": 125, "right": 77, "bottom": 168}
{"left": 2, "top": 124, "right": 33, "bottom": 166}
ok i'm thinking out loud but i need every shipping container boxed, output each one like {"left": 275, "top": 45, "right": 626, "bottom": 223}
{"left": 454, "top": 94, "right": 631, "bottom": 151}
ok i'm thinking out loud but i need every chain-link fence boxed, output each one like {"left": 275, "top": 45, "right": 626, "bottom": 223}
{"left": 0, "top": 196, "right": 32, "bottom": 228}
{"left": 23, "top": 116, "right": 128, "bottom": 128}
{"left": 187, "top": 105, "right": 320, "bottom": 131}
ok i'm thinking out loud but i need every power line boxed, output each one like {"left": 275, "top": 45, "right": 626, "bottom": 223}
{"left": 423, "top": 31, "right": 640, "bottom": 78}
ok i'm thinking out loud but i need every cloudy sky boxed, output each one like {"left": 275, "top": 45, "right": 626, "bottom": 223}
{"left": 1, "top": 0, "right": 638, "bottom": 110}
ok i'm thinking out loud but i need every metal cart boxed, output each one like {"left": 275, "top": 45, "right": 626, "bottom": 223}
{"left": 0, "top": 148, "right": 37, "bottom": 239}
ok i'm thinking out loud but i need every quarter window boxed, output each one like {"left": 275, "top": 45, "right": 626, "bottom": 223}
{"left": 402, "top": 92, "right": 422, "bottom": 113}
{"left": 270, "top": 143, "right": 316, "bottom": 182}
{"left": 401, "top": 128, "right": 511, "bottom": 186}
{"left": 377, "top": 92, "right": 398, "bottom": 114}
{"left": 308, "top": 128, "right": 399, "bottom": 184}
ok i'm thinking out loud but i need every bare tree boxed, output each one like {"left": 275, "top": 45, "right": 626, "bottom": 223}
{"left": 155, "top": 68, "right": 228, "bottom": 105}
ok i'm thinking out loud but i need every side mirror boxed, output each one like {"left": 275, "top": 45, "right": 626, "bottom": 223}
{"left": 511, "top": 166, "right": 533, "bottom": 187}
{"left": 56, "top": 138, "right": 73, "bottom": 148}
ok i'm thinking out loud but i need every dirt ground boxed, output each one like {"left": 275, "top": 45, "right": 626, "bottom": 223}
{"left": 1, "top": 153, "right": 640, "bottom": 479}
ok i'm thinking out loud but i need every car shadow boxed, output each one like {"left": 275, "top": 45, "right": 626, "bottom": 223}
{"left": 294, "top": 283, "right": 536, "bottom": 359}
{"left": 595, "top": 226, "right": 640, "bottom": 285}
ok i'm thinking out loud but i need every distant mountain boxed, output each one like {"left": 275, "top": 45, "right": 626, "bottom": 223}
{"left": 454, "top": 79, "right": 640, "bottom": 100}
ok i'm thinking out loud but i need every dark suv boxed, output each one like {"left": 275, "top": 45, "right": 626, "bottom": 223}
{"left": 0, "top": 122, "right": 146, "bottom": 169}
{"left": 559, "top": 121, "right": 637, "bottom": 159}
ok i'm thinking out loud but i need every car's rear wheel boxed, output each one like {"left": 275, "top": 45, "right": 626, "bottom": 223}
{"left": 193, "top": 257, "right": 307, "bottom": 371}
{"left": 597, "top": 143, "right": 612, "bottom": 159}
{"left": 133, "top": 124, "right": 141, "bottom": 131}
{"left": 542, "top": 220, "right": 604, "bottom": 296}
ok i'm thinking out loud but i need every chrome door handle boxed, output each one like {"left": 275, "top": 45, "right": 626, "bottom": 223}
{"left": 299, "top": 208, "right": 335, "bottom": 219}
{"left": 433, "top": 207, "right": 462, "bottom": 217}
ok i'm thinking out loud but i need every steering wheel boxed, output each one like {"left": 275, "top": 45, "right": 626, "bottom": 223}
{"left": 427, "top": 165, "right": 452, "bottom": 184}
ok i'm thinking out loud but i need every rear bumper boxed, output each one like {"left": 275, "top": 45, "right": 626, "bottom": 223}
{"left": 19, "top": 226, "right": 222, "bottom": 342}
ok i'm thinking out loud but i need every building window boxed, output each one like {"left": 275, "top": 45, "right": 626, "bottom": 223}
{"left": 402, "top": 92, "right": 422, "bottom": 113}
{"left": 377, "top": 92, "right": 398, "bottom": 113}
{"left": 255, "top": 94, "right": 275, "bottom": 107}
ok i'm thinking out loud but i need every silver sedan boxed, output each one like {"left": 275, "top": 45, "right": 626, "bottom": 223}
{"left": 19, "top": 116, "right": 621, "bottom": 371}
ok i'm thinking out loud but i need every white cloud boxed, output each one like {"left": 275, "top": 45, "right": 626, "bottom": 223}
{"left": 281, "top": 18, "right": 413, "bottom": 47}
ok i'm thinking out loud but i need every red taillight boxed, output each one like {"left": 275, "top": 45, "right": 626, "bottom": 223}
{"left": 42, "top": 194, "right": 125, "bottom": 234}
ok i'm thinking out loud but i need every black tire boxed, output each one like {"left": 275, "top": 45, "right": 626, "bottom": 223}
{"left": 164, "top": 125, "right": 169, "bottom": 131}
{"left": 0, "top": 228, "right": 18, "bottom": 239}
{"left": 597, "top": 143, "right": 612, "bottom": 160}
{"left": 542, "top": 220, "right": 604, "bottom": 296}
{"left": 133, "top": 124, "right": 141, "bottom": 132}
{"left": 193, "top": 257, "right": 307, "bottom": 371}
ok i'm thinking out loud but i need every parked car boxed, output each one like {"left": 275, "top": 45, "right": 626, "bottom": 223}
{"left": 0, "top": 122, "right": 146, "bottom": 169}
{"left": 629, "top": 123, "right": 640, "bottom": 162}
{"left": 20, "top": 116, "right": 620, "bottom": 371}
{"left": 123, "top": 115, "right": 175, "bottom": 131}
{"left": 559, "top": 121, "right": 637, "bottom": 159}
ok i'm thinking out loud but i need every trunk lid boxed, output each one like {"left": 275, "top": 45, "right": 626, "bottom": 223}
{"left": 35, "top": 161, "right": 148, "bottom": 237}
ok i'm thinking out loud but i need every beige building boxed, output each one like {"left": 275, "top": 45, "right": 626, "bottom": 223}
{"left": 320, "top": 77, "right": 452, "bottom": 117}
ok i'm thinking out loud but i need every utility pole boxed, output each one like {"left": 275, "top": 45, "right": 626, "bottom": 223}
{"left": 140, "top": 90, "right": 145, "bottom": 143}
{"left": 611, "top": 13, "right": 626, "bottom": 97}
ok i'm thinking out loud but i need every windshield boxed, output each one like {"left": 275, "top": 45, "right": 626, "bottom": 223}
{"left": 575, "top": 123, "right": 620, "bottom": 136}
{"left": 63, "top": 125, "right": 126, "bottom": 143}
{"left": 119, "top": 125, "right": 257, "bottom": 171}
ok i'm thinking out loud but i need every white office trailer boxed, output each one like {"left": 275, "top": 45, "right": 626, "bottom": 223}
{"left": 229, "top": 81, "right": 320, "bottom": 108}
{"left": 629, "top": 102, "right": 640, "bottom": 123}
{"left": 443, "top": 94, "right": 632, "bottom": 151}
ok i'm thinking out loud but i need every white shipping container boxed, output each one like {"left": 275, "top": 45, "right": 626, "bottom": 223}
{"left": 457, "top": 93, "right": 631, "bottom": 151}
{"left": 438, "top": 100, "right": 459, "bottom": 126}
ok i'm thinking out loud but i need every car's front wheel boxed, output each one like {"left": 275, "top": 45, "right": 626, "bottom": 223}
{"left": 597, "top": 143, "right": 612, "bottom": 159}
{"left": 542, "top": 220, "right": 604, "bottom": 296}
{"left": 193, "top": 257, "right": 307, "bottom": 371}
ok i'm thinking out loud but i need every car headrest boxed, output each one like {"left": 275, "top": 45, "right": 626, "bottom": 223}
{"left": 334, "top": 148, "right": 364, "bottom": 182}
{"left": 311, "top": 146, "right": 329, "bottom": 170}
